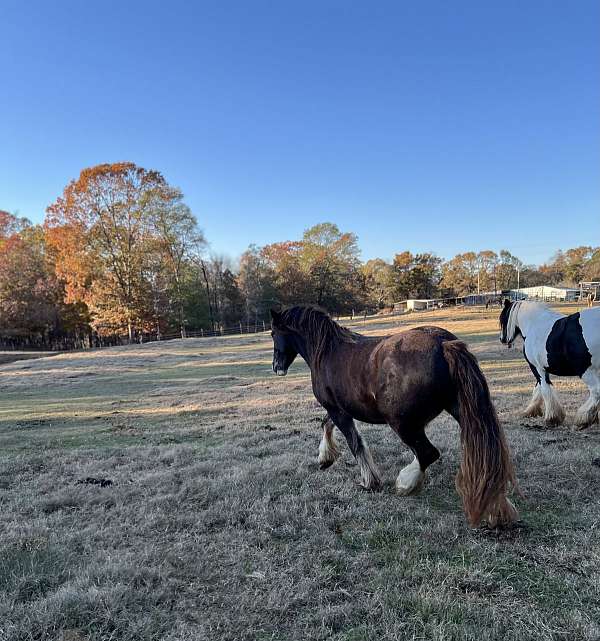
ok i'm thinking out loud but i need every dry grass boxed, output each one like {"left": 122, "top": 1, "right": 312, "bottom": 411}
{"left": 1, "top": 305, "right": 599, "bottom": 641}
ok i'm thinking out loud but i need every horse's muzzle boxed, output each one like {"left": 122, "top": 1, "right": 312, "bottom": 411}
{"left": 272, "top": 361, "right": 288, "bottom": 376}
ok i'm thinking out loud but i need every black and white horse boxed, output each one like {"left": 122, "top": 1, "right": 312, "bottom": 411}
{"left": 499, "top": 300, "right": 600, "bottom": 428}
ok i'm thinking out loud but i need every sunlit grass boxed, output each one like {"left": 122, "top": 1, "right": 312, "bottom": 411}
{"left": 0, "top": 305, "right": 599, "bottom": 640}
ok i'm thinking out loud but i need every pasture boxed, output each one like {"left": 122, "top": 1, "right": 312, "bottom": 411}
{"left": 0, "top": 306, "right": 599, "bottom": 641}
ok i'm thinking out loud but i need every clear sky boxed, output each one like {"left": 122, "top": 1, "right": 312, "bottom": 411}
{"left": 2, "top": 1, "right": 598, "bottom": 265}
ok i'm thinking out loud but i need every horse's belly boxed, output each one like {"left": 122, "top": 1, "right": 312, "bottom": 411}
{"left": 341, "top": 400, "right": 387, "bottom": 425}
{"left": 546, "top": 350, "right": 590, "bottom": 377}
{"left": 545, "top": 313, "right": 593, "bottom": 377}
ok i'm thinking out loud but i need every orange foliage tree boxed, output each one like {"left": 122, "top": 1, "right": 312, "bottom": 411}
{"left": 45, "top": 162, "right": 199, "bottom": 341}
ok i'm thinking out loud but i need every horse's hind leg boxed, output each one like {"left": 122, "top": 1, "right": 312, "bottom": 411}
{"left": 575, "top": 369, "right": 600, "bottom": 430}
{"left": 328, "top": 409, "right": 382, "bottom": 490}
{"left": 389, "top": 422, "right": 440, "bottom": 496}
{"left": 318, "top": 415, "right": 340, "bottom": 469}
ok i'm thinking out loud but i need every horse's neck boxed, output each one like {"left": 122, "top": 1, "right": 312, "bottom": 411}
{"left": 291, "top": 332, "right": 313, "bottom": 367}
{"left": 518, "top": 304, "right": 562, "bottom": 336}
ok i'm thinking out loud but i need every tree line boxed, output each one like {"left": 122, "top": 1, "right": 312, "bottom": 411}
{"left": 1, "top": 162, "right": 598, "bottom": 348}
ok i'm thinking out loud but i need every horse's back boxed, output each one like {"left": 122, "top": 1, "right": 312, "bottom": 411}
{"left": 381, "top": 325, "right": 458, "bottom": 351}
{"left": 373, "top": 326, "right": 458, "bottom": 420}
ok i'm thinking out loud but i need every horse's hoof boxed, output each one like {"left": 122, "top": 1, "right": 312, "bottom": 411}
{"left": 395, "top": 480, "right": 424, "bottom": 496}
{"left": 356, "top": 480, "right": 382, "bottom": 492}
{"left": 319, "top": 459, "right": 334, "bottom": 470}
{"left": 573, "top": 422, "right": 592, "bottom": 432}
{"left": 523, "top": 408, "right": 543, "bottom": 418}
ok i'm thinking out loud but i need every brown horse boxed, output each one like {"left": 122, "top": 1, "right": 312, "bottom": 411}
{"left": 270, "top": 306, "right": 518, "bottom": 527}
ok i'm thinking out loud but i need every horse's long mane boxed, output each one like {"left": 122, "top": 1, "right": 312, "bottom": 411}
{"left": 503, "top": 300, "right": 557, "bottom": 342}
{"left": 505, "top": 301, "right": 523, "bottom": 341}
{"left": 279, "top": 306, "right": 358, "bottom": 366}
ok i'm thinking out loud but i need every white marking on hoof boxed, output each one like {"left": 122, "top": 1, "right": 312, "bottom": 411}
{"left": 542, "top": 388, "right": 565, "bottom": 426}
{"left": 318, "top": 431, "right": 340, "bottom": 468}
{"left": 523, "top": 386, "right": 544, "bottom": 417}
{"left": 395, "top": 457, "right": 424, "bottom": 496}
{"left": 544, "top": 403, "right": 565, "bottom": 427}
{"left": 523, "top": 403, "right": 543, "bottom": 418}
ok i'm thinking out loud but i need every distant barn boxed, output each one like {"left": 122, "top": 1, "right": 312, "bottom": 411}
{"left": 508, "top": 285, "right": 579, "bottom": 302}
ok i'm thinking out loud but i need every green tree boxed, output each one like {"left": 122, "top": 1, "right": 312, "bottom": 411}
{"left": 238, "top": 245, "right": 278, "bottom": 324}
{"left": 300, "top": 222, "right": 362, "bottom": 311}
{"left": 388, "top": 252, "right": 441, "bottom": 300}
{"left": 440, "top": 252, "right": 478, "bottom": 296}
{"left": 361, "top": 258, "right": 394, "bottom": 308}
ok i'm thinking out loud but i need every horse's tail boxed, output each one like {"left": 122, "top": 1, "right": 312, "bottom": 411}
{"left": 442, "top": 339, "right": 519, "bottom": 528}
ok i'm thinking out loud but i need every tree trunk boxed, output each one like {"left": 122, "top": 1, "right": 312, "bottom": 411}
{"left": 179, "top": 302, "right": 186, "bottom": 338}
{"left": 200, "top": 261, "right": 215, "bottom": 331}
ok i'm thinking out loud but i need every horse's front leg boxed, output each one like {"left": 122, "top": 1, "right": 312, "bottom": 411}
{"left": 317, "top": 415, "right": 340, "bottom": 469}
{"left": 523, "top": 353, "right": 544, "bottom": 417}
{"left": 327, "top": 408, "right": 382, "bottom": 491}
{"left": 524, "top": 356, "right": 563, "bottom": 424}
{"left": 539, "top": 376, "right": 565, "bottom": 426}
{"left": 523, "top": 384, "right": 544, "bottom": 418}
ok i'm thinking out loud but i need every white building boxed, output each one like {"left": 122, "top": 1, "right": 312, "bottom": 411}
{"left": 394, "top": 299, "right": 443, "bottom": 312}
{"left": 509, "top": 285, "right": 578, "bottom": 301}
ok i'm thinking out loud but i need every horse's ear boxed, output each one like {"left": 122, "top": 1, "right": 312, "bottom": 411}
{"left": 504, "top": 298, "right": 512, "bottom": 308}
{"left": 270, "top": 308, "right": 282, "bottom": 326}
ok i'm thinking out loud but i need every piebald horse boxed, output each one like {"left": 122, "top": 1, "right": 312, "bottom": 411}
{"left": 270, "top": 306, "right": 518, "bottom": 528}
{"left": 500, "top": 299, "right": 600, "bottom": 428}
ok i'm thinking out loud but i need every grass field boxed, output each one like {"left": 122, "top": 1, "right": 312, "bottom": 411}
{"left": 1, "top": 305, "right": 599, "bottom": 641}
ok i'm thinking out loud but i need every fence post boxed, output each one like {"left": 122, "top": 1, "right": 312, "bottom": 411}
{"left": 239, "top": 322, "right": 243, "bottom": 335}
{"left": 262, "top": 320, "right": 266, "bottom": 332}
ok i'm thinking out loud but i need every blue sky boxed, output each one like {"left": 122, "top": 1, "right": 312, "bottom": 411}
{"left": 2, "top": 1, "right": 598, "bottom": 265}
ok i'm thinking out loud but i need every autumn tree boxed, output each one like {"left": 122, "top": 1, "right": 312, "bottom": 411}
{"left": 45, "top": 163, "right": 200, "bottom": 341}
{"left": 496, "top": 250, "right": 524, "bottom": 290}
{"left": 149, "top": 201, "right": 206, "bottom": 337}
{"left": 440, "top": 252, "right": 478, "bottom": 296}
{"left": 238, "top": 245, "right": 278, "bottom": 324}
{"left": 261, "top": 241, "right": 311, "bottom": 305}
{"left": 0, "top": 210, "right": 30, "bottom": 240}
{"left": 361, "top": 258, "right": 394, "bottom": 308}
{"left": 388, "top": 252, "right": 441, "bottom": 300}
{"left": 583, "top": 249, "right": 600, "bottom": 281}
{"left": 299, "top": 223, "right": 363, "bottom": 311}
{"left": 562, "top": 247, "right": 594, "bottom": 285}
{"left": 0, "top": 212, "right": 87, "bottom": 343}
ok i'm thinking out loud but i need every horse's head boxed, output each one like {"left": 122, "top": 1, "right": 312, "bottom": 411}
{"left": 270, "top": 309, "right": 299, "bottom": 376}
{"left": 499, "top": 299, "right": 519, "bottom": 347}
